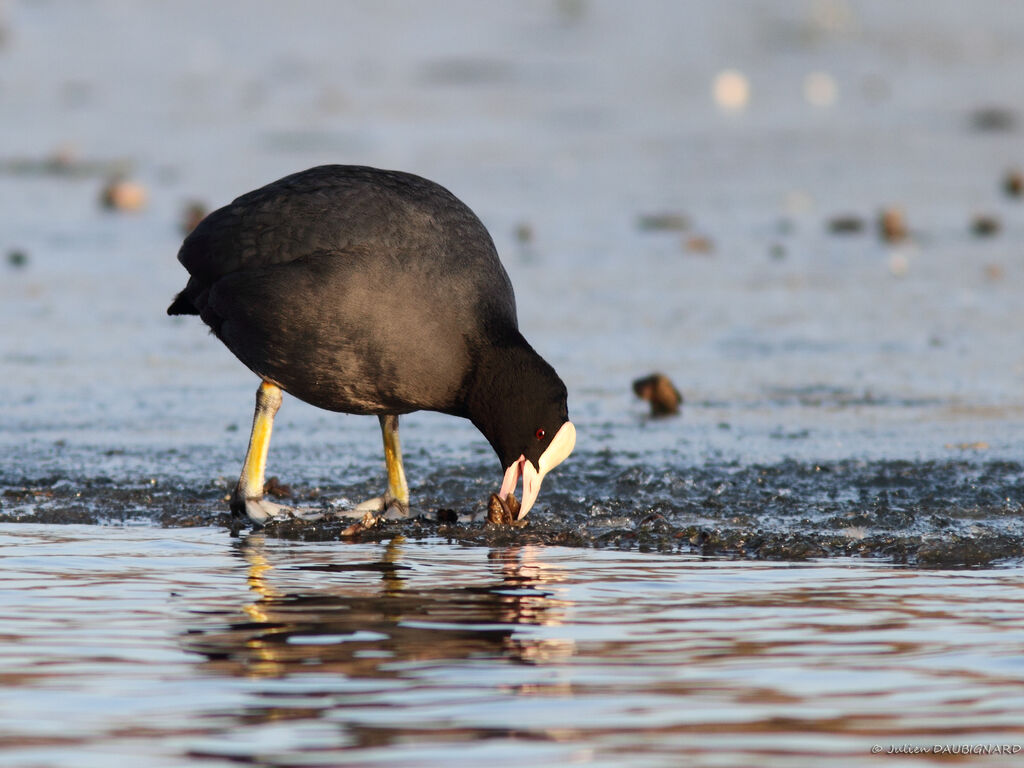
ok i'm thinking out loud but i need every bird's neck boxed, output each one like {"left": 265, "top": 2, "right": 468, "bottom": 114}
{"left": 462, "top": 333, "right": 548, "bottom": 460}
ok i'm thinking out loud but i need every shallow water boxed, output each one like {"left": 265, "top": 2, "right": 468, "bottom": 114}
{"left": 3, "top": 0, "right": 1024, "bottom": 764}
{"left": 3, "top": 524, "right": 1024, "bottom": 768}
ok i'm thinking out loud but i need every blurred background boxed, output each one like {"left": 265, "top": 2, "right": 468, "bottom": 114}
{"left": 5, "top": 5, "right": 1024, "bottom": 765}
{"left": 2, "top": 0, "right": 1023, "bottom": 487}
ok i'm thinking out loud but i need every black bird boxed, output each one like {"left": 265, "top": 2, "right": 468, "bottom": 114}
{"left": 168, "top": 165, "right": 575, "bottom": 525}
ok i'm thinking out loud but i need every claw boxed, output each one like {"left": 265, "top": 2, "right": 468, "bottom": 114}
{"left": 353, "top": 493, "right": 409, "bottom": 519}
{"left": 353, "top": 495, "right": 386, "bottom": 513}
{"left": 240, "top": 497, "right": 329, "bottom": 526}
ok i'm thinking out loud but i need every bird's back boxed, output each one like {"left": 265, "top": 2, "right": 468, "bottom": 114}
{"left": 170, "top": 165, "right": 520, "bottom": 415}
{"left": 177, "top": 166, "right": 506, "bottom": 290}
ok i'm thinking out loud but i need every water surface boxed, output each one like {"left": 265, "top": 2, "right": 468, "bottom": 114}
{"left": 3, "top": 524, "right": 1024, "bottom": 767}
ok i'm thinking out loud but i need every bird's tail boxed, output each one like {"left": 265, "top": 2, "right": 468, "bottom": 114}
{"left": 167, "top": 290, "right": 198, "bottom": 315}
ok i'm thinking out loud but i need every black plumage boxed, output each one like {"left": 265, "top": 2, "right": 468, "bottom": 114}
{"left": 169, "top": 165, "right": 574, "bottom": 521}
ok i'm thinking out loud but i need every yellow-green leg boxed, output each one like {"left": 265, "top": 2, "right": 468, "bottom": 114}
{"left": 354, "top": 414, "right": 410, "bottom": 516}
{"left": 231, "top": 381, "right": 287, "bottom": 525}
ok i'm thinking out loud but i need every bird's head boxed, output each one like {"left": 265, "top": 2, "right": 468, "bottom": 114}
{"left": 497, "top": 419, "right": 576, "bottom": 521}
{"left": 471, "top": 342, "right": 575, "bottom": 521}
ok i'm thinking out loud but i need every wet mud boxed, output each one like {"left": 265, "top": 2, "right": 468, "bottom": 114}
{"left": 3, "top": 456, "right": 1023, "bottom": 567}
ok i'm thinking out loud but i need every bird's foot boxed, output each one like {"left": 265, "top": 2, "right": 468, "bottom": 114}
{"left": 350, "top": 492, "right": 410, "bottom": 520}
{"left": 231, "top": 493, "right": 327, "bottom": 526}
{"left": 231, "top": 487, "right": 408, "bottom": 526}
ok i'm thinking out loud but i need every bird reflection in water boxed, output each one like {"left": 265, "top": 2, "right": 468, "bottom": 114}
{"left": 184, "top": 536, "right": 574, "bottom": 681}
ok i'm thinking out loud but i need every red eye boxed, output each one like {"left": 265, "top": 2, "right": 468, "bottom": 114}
{"left": 535, "top": 428, "right": 546, "bottom": 441}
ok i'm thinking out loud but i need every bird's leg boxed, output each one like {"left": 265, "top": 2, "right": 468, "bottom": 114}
{"left": 354, "top": 414, "right": 410, "bottom": 518}
{"left": 231, "top": 381, "right": 290, "bottom": 525}
{"left": 381, "top": 414, "right": 411, "bottom": 514}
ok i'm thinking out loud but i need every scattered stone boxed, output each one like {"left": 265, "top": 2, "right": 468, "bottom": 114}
{"left": 945, "top": 441, "right": 989, "bottom": 451}
{"left": 340, "top": 510, "right": 380, "bottom": 538}
{"left": 803, "top": 71, "right": 838, "bottom": 107}
{"left": 878, "top": 207, "right": 907, "bottom": 243}
{"left": 827, "top": 214, "right": 865, "bottom": 234}
{"left": 0, "top": 151, "right": 131, "bottom": 178}
{"left": 514, "top": 221, "right": 534, "bottom": 244}
{"left": 1003, "top": 169, "right": 1023, "bottom": 198}
{"left": 713, "top": 69, "right": 749, "bottom": 110}
{"left": 970, "top": 106, "right": 1017, "bottom": 133}
{"left": 181, "top": 201, "right": 208, "bottom": 234}
{"left": 48, "top": 144, "right": 80, "bottom": 173}
{"left": 984, "top": 264, "right": 1004, "bottom": 281}
{"left": 637, "top": 212, "right": 689, "bottom": 232}
{"left": 436, "top": 508, "right": 458, "bottom": 524}
{"left": 684, "top": 235, "right": 714, "bottom": 254}
{"left": 971, "top": 214, "right": 1000, "bottom": 237}
{"left": 100, "top": 176, "right": 147, "bottom": 212}
{"left": 632, "top": 373, "right": 683, "bottom": 416}
{"left": 263, "top": 476, "right": 291, "bottom": 498}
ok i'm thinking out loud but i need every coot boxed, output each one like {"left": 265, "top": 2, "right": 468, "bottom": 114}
{"left": 168, "top": 165, "right": 575, "bottom": 524}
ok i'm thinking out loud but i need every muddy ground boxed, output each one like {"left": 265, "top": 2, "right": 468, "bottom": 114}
{"left": 3, "top": 455, "right": 1022, "bottom": 566}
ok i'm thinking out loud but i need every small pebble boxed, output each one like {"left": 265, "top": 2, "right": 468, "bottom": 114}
{"left": 827, "top": 215, "right": 865, "bottom": 234}
{"left": 47, "top": 143, "right": 79, "bottom": 173}
{"left": 971, "top": 214, "right": 1000, "bottom": 238}
{"left": 1003, "top": 169, "right": 1023, "bottom": 198}
{"left": 971, "top": 106, "right": 1016, "bottom": 133}
{"left": 6, "top": 249, "right": 28, "bottom": 268}
{"left": 878, "top": 207, "right": 907, "bottom": 243}
{"left": 340, "top": 510, "right": 379, "bottom": 538}
{"left": 514, "top": 221, "right": 534, "bottom": 244}
{"left": 945, "top": 441, "right": 989, "bottom": 452}
{"left": 263, "top": 476, "right": 291, "bottom": 498}
{"left": 632, "top": 373, "right": 683, "bottom": 417}
{"left": 436, "top": 508, "right": 458, "bottom": 524}
{"left": 637, "top": 212, "right": 689, "bottom": 232}
{"left": 713, "top": 69, "right": 750, "bottom": 110}
{"left": 684, "top": 235, "right": 714, "bottom": 254}
{"left": 100, "top": 176, "right": 147, "bottom": 212}
{"left": 984, "top": 264, "right": 1004, "bottom": 281}
{"left": 803, "top": 71, "right": 838, "bottom": 107}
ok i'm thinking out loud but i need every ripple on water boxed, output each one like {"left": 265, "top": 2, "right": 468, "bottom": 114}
{"left": 1, "top": 525, "right": 1024, "bottom": 767}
